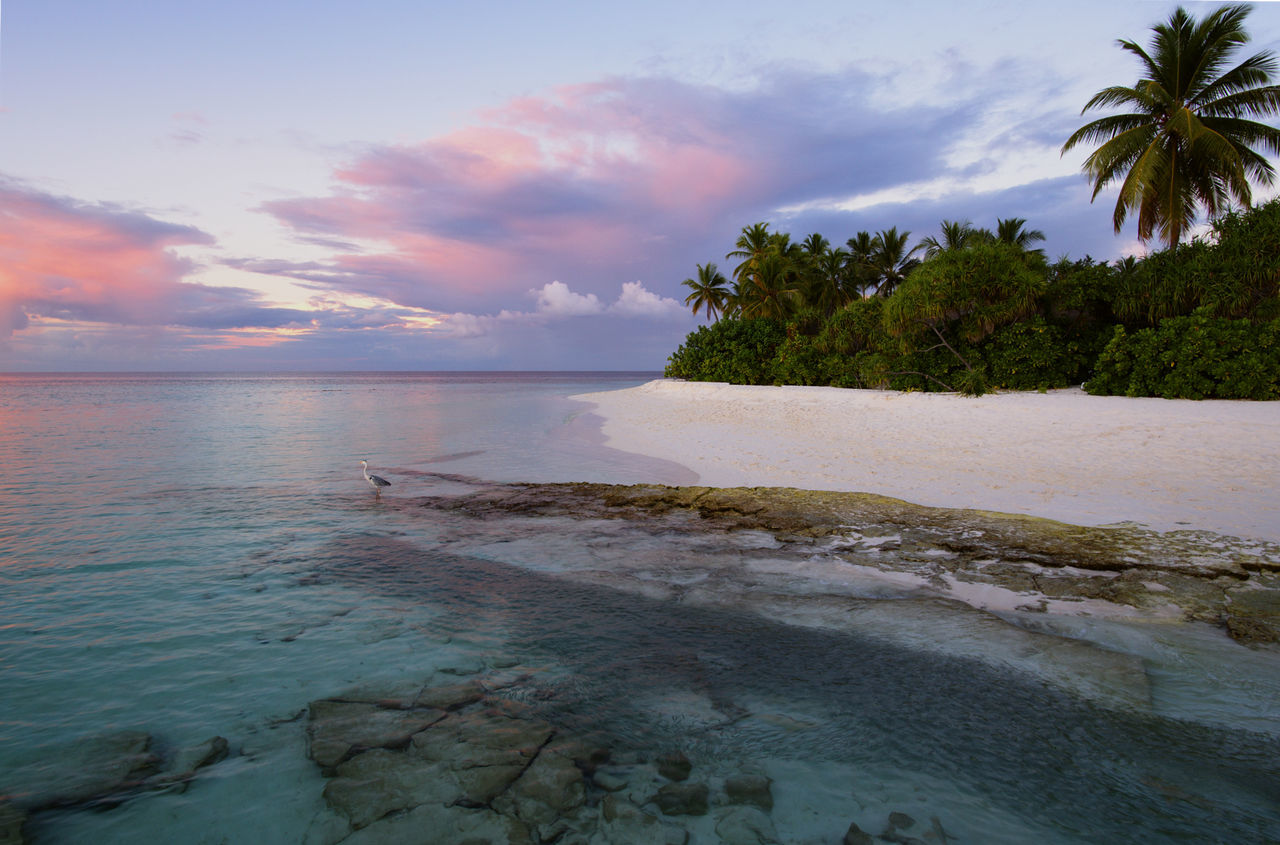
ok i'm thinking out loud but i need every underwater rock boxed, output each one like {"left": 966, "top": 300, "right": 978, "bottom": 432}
{"left": 592, "top": 770, "right": 629, "bottom": 792}
{"left": 438, "top": 658, "right": 487, "bottom": 676}
{"left": 156, "top": 735, "right": 231, "bottom": 791}
{"left": 307, "top": 700, "right": 445, "bottom": 770}
{"left": 167, "top": 736, "right": 229, "bottom": 776}
{"left": 882, "top": 810, "right": 925, "bottom": 844}
{"left": 491, "top": 749, "right": 585, "bottom": 829}
{"left": 723, "top": 773, "right": 773, "bottom": 811}
{"left": 17, "top": 729, "right": 159, "bottom": 809}
{"left": 413, "top": 679, "right": 485, "bottom": 710}
{"left": 410, "top": 708, "right": 553, "bottom": 766}
{"left": 308, "top": 673, "right": 700, "bottom": 843}
{"left": 543, "top": 734, "right": 611, "bottom": 775}
{"left": 653, "top": 781, "right": 709, "bottom": 816}
{"left": 842, "top": 820, "right": 873, "bottom": 845}
{"left": 323, "top": 748, "right": 458, "bottom": 829}
{"left": 338, "top": 801, "right": 530, "bottom": 845}
{"left": 888, "top": 811, "right": 916, "bottom": 829}
{"left": 715, "top": 806, "right": 778, "bottom": 844}
{"left": 656, "top": 750, "right": 692, "bottom": 781}
{"left": 596, "top": 794, "right": 686, "bottom": 845}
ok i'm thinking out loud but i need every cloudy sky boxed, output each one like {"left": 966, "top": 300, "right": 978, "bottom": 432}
{"left": 4, "top": 1, "right": 1279, "bottom": 371}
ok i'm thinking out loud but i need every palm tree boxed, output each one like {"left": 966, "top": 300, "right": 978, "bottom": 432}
{"left": 681, "top": 263, "right": 731, "bottom": 322}
{"left": 844, "top": 231, "right": 878, "bottom": 299}
{"left": 727, "top": 222, "right": 774, "bottom": 287}
{"left": 918, "top": 220, "right": 982, "bottom": 258}
{"left": 803, "top": 246, "right": 850, "bottom": 314}
{"left": 800, "top": 233, "right": 830, "bottom": 256}
{"left": 736, "top": 250, "right": 801, "bottom": 319}
{"left": 994, "top": 217, "right": 1046, "bottom": 251}
{"left": 1062, "top": 4, "right": 1280, "bottom": 247}
{"left": 868, "top": 228, "right": 922, "bottom": 297}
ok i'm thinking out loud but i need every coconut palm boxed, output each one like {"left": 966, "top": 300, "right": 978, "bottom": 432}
{"left": 1062, "top": 4, "right": 1280, "bottom": 247}
{"left": 844, "top": 231, "right": 878, "bottom": 299}
{"left": 803, "top": 246, "right": 851, "bottom": 314}
{"left": 868, "top": 228, "right": 922, "bottom": 297}
{"left": 800, "top": 233, "right": 830, "bottom": 256}
{"left": 727, "top": 222, "right": 774, "bottom": 286}
{"left": 736, "top": 250, "right": 801, "bottom": 320}
{"left": 994, "top": 217, "right": 1046, "bottom": 251}
{"left": 681, "top": 263, "right": 731, "bottom": 322}
{"left": 918, "top": 220, "right": 983, "bottom": 258}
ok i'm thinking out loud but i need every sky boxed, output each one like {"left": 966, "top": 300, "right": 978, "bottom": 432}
{"left": 3, "top": 1, "right": 1280, "bottom": 371}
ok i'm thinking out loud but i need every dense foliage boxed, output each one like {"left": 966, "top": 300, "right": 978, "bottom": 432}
{"left": 664, "top": 318, "right": 786, "bottom": 385}
{"left": 1086, "top": 313, "right": 1280, "bottom": 399}
{"left": 666, "top": 199, "right": 1280, "bottom": 400}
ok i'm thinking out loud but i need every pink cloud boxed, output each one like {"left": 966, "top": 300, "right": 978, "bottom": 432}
{"left": 259, "top": 78, "right": 763, "bottom": 312}
{"left": 0, "top": 179, "right": 305, "bottom": 337}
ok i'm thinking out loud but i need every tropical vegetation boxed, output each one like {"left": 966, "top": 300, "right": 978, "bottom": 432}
{"left": 666, "top": 199, "right": 1280, "bottom": 399}
{"left": 667, "top": 5, "right": 1280, "bottom": 400}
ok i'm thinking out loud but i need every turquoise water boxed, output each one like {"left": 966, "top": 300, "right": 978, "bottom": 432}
{"left": 1, "top": 373, "right": 1278, "bottom": 843}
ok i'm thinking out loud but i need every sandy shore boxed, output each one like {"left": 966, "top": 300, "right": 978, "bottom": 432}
{"left": 574, "top": 380, "right": 1280, "bottom": 543}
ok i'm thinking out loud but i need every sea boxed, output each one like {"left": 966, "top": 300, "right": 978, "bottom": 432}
{"left": 1, "top": 371, "right": 1277, "bottom": 844}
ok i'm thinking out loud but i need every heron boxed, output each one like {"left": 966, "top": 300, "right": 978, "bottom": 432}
{"left": 360, "top": 460, "right": 392, "bottom": 497}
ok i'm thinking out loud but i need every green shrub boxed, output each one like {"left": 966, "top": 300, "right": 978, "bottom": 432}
{"left": 1111, "top": 200, "right": 1280, "bottom": 326}
{"left": 885, "top": 242, "right": 1046, "bottom": 344}
{"left": 1085, "top": 312, "right": 1280, "bottom": 399}
{"left": 815, "top": 298, "right": 887, "bottom": 356}
{"left": 664, "top": 318, "right": 786, "bottom": 384}
{"left": 978, "top": 317, "right": 1089, "bottom": 390}
{"left": 772, "top": 331, "right": 829, "bottom": 386}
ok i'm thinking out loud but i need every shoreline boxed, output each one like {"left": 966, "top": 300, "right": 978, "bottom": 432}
{"left": 573, "top": 380, "right": 1280, "bottom": 544}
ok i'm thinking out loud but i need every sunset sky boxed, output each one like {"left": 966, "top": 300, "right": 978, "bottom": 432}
{"left": 4, "top": 1, "right": 1279, "bottom": 371}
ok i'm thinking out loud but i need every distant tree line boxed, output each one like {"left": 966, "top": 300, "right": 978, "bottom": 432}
{"left": 667, "top": 201, "right": 1280, "bottom": 399}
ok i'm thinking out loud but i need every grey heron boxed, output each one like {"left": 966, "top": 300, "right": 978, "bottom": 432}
{"left": 360, "top": 460, "right": 392, "bottom": 497}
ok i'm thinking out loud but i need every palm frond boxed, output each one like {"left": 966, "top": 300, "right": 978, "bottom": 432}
{"left": 1193, "top": 54, "right": 1280, "bottom": 110}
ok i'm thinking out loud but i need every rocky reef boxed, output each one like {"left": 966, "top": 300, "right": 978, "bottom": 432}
{"left": 1, "top": 730, "right": 228, "bottom": 843}
{"left": 420, "top": 480, "right": 1280, "bottom": 646}
{"left": 303, "top": 670, "right": 947, "bottom": 845}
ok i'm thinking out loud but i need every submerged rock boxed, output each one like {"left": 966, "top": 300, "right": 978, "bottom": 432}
{"left": 596, "top": 794, "right": 672, "bottom": 844}
{"left": 491, "top": 749, "right": 585, "bottom": 829}
{"left": 724, "top": 773, "right": 773, "bottom": 811}
{"left": 656, "top": 750, "right": 692, "bottom": 781}
{"left": 11, "top": 730, "right": 159, "bottom": 810}
{"left": 715, "top": 806, "right": 779, "bottom": 844}
{"left": 338, "top": 801, "right": 530, "bottom": 845}
{"left": 308, "top": 701, "right": 445, "bottom": 770}
{"left": 652, "top": 781, "right": 709, "bottom": 816}
{"left": 305, "top": 672, "right": 718, "bottom": 843}
{"left": 166, "top": 736, "right": 229, "bottom": 777}
{"left": 842, "top": 820, "right": 874, "bottom": 845}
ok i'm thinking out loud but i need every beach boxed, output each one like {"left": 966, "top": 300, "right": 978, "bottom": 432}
{"left": 574, "top": 380, "right": 1280, "bottom": 543}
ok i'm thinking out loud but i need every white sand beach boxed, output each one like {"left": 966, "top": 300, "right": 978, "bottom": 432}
{"left": 575, "top": 380, "right": 1280, "bottom": 543}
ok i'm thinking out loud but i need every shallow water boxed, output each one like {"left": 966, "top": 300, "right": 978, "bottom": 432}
{"left": 1, "top": 373, "right": 1277, "bottom": 844}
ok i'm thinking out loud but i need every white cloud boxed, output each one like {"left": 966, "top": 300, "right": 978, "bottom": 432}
{"left": 441, "top": 280, "right": 689, "bottom": 338}
{"left": 609, "top": 281, "right": 686, "bottom": 318}
{"left": 534, "top": 281, "right": 604, "bottom": 316}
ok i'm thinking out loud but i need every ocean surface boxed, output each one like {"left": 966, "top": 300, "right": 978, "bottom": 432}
{"left": 1, "top": 372, "right": 1277, "bottom": 844}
